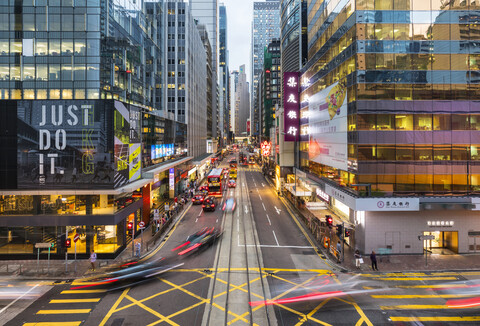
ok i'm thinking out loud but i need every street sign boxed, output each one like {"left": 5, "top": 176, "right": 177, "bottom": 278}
{"left": 139, "top": 221, "right": 145, "bottom": 229}
{"left": 418, "top": 235, "right": 435, "bottom": 241}
{"left": 35, "top": 243, "right": 53, "bottom": 249}
{"left": 73, "top": 234, "right": 80, "bottom": 242}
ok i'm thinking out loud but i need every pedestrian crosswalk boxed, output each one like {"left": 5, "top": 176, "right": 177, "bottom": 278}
{"left": 19, "top": 285, "right": 107, "bottom": 326}
{"left": 359, "top": 271, "right": 480, "bottom": 323}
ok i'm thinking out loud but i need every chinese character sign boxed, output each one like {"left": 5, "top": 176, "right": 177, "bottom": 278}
{"left": 261, "top": 141, "right": 271, "bottom": 157}
{"left": 283, "top": 72, "right": 300, "bottom": 142}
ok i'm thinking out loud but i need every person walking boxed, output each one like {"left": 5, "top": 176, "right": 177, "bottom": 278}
{"left": 336, "top": 241, "right": 342, "bottom": 262}
{"left": 354, "top": 250, "right": 362, "bottom": 269}
{"left": 370, "top": 250, "right": 378, "bottom": 271}
{"left": 89, "top": 250, "right": 97, "bottom": 271}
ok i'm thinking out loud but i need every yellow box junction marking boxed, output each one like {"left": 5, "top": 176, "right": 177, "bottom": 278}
{"left": 390, "top": 316, "right": 480, "bottom": 322}
{"left": 36, "top": 309, "right": 91, "bottom": 314}
{"left": 23, "top": 323, "right": 82, "bottom": 326}
{"left": 49, "top": 298, "right": 101, "bottom": 303}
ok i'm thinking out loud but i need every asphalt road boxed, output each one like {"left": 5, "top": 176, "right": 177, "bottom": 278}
{"left": 5, "top": 153, "right": 480, "bottom": 326}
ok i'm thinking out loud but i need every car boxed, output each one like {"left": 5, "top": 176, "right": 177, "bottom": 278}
{"left": 228, "top": 180, "right": 236, "bottom": 188}
{"left": 172, "top": 227, "right": 223, "bottom": 256}
{"left": 222, "top": 197, "right": 236, "bottom": 212}
{"left": 192, "top": 193, "right": 206, "bottom": 204}
{"left": 198, "top": 185, "right": 209, "bottom": 192}
{"left": 202, "top": 196, "right": 217, "bottom": 212}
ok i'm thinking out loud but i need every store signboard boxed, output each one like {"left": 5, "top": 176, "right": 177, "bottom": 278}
{"left": 325, "top": 184, "right": 356, "bottom": 209}
{"left": 356, "top": 198, "right": 420, "bottom": 211}
{"left": 16, "top": 100, "right": 114, "bottom": 189}
{"left": 151, "top": 144, "right": 175, "bottom": 160}
{"left": 169, "top": 168, "right": 175, "bottom": 191}
{"left": 308, "top": 81, "right": 348, "bottom": 171}
{"left": 283, "top": 72, "right": 300, "bottom": 142}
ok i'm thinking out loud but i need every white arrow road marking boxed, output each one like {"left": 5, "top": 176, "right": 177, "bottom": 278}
{"left": 266, "top": 214, "right": 271, "bottom": 226}
{"left": 274, "top": 206, "right": 281, "bottom": 215}
{"left": 262, "top": 203, "right": 266, "bottom": 211}
{"left": 272, "top": 231, "right": 280, "bottom": 246}
{"left": 245, "top": 205, "right": 249, "bottom": 214}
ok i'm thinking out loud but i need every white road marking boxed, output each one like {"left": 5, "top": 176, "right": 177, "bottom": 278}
{"left": 262, "top": 183, "right": 265, "bottom": 187}
{"left": 195, "top": 218, "right": 198, "bottom": 223}
{"left": 245, "top": 205, "right": 249, "bottom": 214}
{"left": 262, "top": 203, "right": 266, "bottom": 211}
{"left": 198, "top": 210, "right": 202, "bottom": 217}
{"left": 0, "top": 284, "right": 40, "bottom": 314}
{"left": 216, "top": 219, "right": 218, "bottom": 223}
{"left": 259, "top": 194, "right": 262, "bottom": 201}
{"left": 266, "top": 214, "right": 271, "bottom": 226}
{"left": 274, "top": 206, "right": 281, "bottom": 215}
{"left": 272, "top": 231, "right": 280, "bottom": 246}
{"left": 240, "top": 244, "right": 313, "bottom": 249}
{"left": 221, "top": 198, "right": 224, "bottom": 205}
{"left": 237, "top": 218, "right": 239, "bottom": 232}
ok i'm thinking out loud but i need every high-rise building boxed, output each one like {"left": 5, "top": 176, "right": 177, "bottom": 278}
{"left": 190, "top": 0, "right": 219, "bottom": 145}
{"left": 280, "top": 0, "right": 307, "bottom": 74}
{"left": 0, "top": 0, "right": 195, "bottom": 260}
{"left": 164, "top": 0, "right": 207, "bottom": 158}
{"left": 259, "top": 39, "right": 281, "bottom": 140}
{"left": 234, "top": 65, "right": 250, "bottom": 136}
{"left": 198, "top": 24, "right": 213, "bottom": 145}
{"left": 219, "top": 3, "right": 230, "bottom": 146}
{"left": 252, "top": 0, "right": 280, "bottom": 140}
{"left": 299, "top": 0, "right": 480, "bottom": 255}
{"left": 230, "top": 70, "right": 239, "bottom": 133}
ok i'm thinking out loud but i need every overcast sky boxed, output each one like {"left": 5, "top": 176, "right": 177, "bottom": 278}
{"left": 222, "top": 0, "right": 254, "bottom": 83}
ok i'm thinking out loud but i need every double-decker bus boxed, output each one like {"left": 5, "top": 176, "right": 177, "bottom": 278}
{"left": 207, "top": 168, "right": 225, "bottom": 197}
{"left": 229, "top": 161, "right": 237, "bottom": 179}
{"left": 248, "top": 153, "right": 256, "bottom": 165}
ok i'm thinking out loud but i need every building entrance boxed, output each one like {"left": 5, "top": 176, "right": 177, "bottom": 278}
{"left": 423, "top": 231, "right": 458, "bottom": 254}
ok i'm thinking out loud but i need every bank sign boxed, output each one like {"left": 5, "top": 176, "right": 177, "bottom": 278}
{"left": 283, "top": 72, "right": 300, "bottom": 142}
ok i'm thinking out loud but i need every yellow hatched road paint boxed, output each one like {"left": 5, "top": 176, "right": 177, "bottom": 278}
{"left": 61, "top": 289, "right": 106, "bottom": 294}
{"left": 36, "top": 309, "right": 91, "bottom": 314}
{"left": 23, "top": 323, "right": 82, "bottom": 326}
{"left": 381, "top": 305, "right": 452, "bottom": 310}
{"left": 390, "top": 316, "right": 480, "bottom": 322}
{"left": 372, "top": 294, "right": 475, "bottom": 299}
{"left": 396, "top": 284, "right": 468, "bottom": 289}
{"left": 99, "top": 288, "right": 129, "bottom": 326}
{"left": 49, "top": 298, "right": 101, "bottom": 303}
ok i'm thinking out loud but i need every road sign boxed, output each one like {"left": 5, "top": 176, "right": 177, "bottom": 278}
{"left": 139, "top": 221, "right": 145, "bottom": 229}
{"left": 418, "top": 235, "right": 435, "bottom": 241}
{"left": 35, "top": 243, "right": 53, "bottom": 249}
{"left": 74, "top": 234, "right": 80, "bottom": 242}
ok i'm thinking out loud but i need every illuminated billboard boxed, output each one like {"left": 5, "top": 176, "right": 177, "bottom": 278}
{"left": 283, "top": 72, "right": 300, "bottom": 142}
{"left": 150, "top": 144, "right": 175, "bottom": 160}
{"left": 308, "top": 81, "right": 348, "bottom": 171}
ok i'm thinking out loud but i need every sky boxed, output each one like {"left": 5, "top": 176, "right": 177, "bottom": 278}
{"left": 222, "top": 0, "right": 255, "bottom": 83}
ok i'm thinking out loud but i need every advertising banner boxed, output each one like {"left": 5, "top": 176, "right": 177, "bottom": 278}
{"left": 283, "top": 72, "right": 300, "bottom": 142}
{"left": 16, "top": 100, "right": 114, "bottom": 189}
{"left": 308, "top": 81, "right": 348, "bottom": 171}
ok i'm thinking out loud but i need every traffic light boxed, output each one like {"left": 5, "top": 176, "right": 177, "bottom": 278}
{"left": 326, "top": 215, "right": 333, "bottom": 228}
{"left": 127, "top": 221, "right": 133, "bottom": 235}
{"left": 336, "top": 224, "right": 343, "bottom": 238}
{"left": 57, "top": 233, "right": 66, "bottom": 249}
{"left": 65, "top": 238, "right": 72, "bottom": 248}
{"left": 344, "top": 229, "right": 351, "bottom": 238}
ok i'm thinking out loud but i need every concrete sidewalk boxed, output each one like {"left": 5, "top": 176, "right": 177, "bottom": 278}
{"left": 0, "top": 202, "right": 192, "bottom": 280}
{"left": 263, "top": 173, "right": 480, "bottom": 273}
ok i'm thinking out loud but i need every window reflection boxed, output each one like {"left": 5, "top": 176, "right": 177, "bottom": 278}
{"left": 415, "top": 114, "right": 432, "bottom": 131}
{"left": 434, "top": 145, "right": 451, "bottom": 161}
{"left": 35, "top": 39, "right": 48, "bottom": 56}
{"left": 415, "top": 146, "right": 433, "bottom": 161}
{"left": 377, "top": 114, "right": 394, "bottom": 130}
{"left": 49, "top": 39, "right": 60, "bottom": 56}
{"left": 357, "top": 114, "right": 376, "bottom": 130}
{"left": 433, "top": 115, "right": 450, "bottom": 130}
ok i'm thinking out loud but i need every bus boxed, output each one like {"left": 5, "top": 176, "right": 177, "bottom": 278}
{"left": 207, "top": 168, "right": 225, "bottom": 197}
{"left": 248, "top": 154, "right": 256, "bottom": 165}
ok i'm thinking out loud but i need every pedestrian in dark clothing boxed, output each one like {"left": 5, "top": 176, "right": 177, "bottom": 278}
{"left": 370, "top": 250, "right": 378, "bottom": 271}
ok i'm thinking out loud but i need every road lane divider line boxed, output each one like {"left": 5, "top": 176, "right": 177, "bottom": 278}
{"left": 266, "top": 214, "right": 271, "bottom": 225}
{"left": 37, "top": 309, "right": 91, "bottom": 314}
{"left": 195, "top": 218, "right": 198, "bottom": 223}
{"left": 376, "top": 277, "right": 457, "bottom": 281}
{"left": 390, "top": 316, "right": 480, "bottom": 322}
{"left": 259, "top": 194, "right": 262, "bottom": 201}
{"left": 23, "top": 323, "right": 82, "bottom": 326}
{"left": 262, "top": 202, "right": 266, "bottom": 211}
{"left": 50, "top": 298, "right": 101, "bottom": 303}
{"left": 396, "top": 284, "right": 469, "bottom": 289}
{"left": 61, "top": 289, "right": 106, "bottom": 294}
{"left": 272, "top": 231, "right": 280, "bottom": 246}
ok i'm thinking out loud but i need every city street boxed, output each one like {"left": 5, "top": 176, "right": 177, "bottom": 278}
{"left": 2, "top": 156, "right": 480, "bottom": 326}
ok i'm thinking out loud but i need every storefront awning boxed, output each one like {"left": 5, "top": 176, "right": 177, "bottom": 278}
{"left": 284, "top": 183, "right": 312, "bottom": 197}
{"left": 192, "top": 153, "right": 215, "bottom": 166}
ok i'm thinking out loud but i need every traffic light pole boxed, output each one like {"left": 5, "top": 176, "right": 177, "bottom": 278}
{"left": 132, "top": 222, "right": 135, "bottom": 258}
{"left": 65, "top": 250, "right": 68, "bottom": 273}
{"left": 342, "top": 222, "right": 345, "bottom": 263}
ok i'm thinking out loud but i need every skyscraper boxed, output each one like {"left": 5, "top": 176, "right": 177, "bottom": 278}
{"left": 251, "top": 0, "right": 280, "bottom": 140}
{"left": 190, "top": 0, "right": 219, "bottom": 145}
{"left": 219, "top": 3, "right": 230, "bottom": 146}
{"left": 234, "top": 65, "right": 250, "bottom": 136}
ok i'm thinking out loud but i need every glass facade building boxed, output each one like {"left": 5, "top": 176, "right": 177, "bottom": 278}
{"left": 252, "top": 0, "right": 281, "bottom": 139}
{"left": 261, "top": 39, "right": 281, "bottom": 139}
{"left": 301, "top": 0, "right": 480, "bottom": 196}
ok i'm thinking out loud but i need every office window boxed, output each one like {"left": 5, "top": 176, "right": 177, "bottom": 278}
{"left": 433, "top": 115, "right": 451, "bottom": 131}
{"left": 0, "top": 39, "right": 8, "bottom": 55}
{"left": 395, "top": 114, "right": 413, "bottom": 130}
{"left": 415, "top": 146, "right": 433, "bottom": 161}
{"left": 434, "top": 145, "right": 451, "bottom": 161}
{"left": 414, "top": 114, "right": 432, "bottom": 131}
{"left": 35, "top": 39, "right": 48, "bottom": 56}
